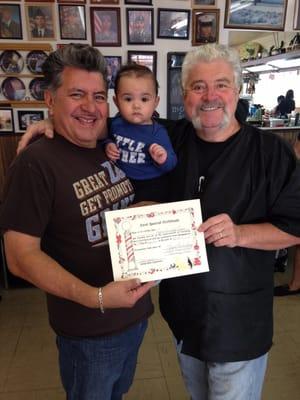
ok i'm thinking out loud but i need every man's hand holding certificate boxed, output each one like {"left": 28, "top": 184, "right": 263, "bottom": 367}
{"left": 105, "top": 200, "right": 209, "bottom": 282}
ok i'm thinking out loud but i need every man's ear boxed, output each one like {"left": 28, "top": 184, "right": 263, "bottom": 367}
{"left": 44, "top": 90, "right": 54, "bottom": 111}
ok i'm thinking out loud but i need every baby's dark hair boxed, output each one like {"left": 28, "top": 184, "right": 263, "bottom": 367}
{"left": 114, "top": 63, "right": 159, "bottom": 96}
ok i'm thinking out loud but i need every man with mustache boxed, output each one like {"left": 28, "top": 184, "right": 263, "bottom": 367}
{"left": 159, "top": 44, "right": 300, "bottom": 399}
{"left": 17, "top": 44, "right": 300, "bottom": 399}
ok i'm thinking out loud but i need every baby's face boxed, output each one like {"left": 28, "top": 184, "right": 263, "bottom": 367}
{"left": 114, "top": 75, "right": 159, "bottom": 125}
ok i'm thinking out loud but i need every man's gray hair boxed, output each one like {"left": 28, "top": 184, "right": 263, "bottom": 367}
{"left": 181, "top": 44, "right": 242, "bottom": 92}
{"left": 42, "top": 43, "right": 108, "bottom": 92}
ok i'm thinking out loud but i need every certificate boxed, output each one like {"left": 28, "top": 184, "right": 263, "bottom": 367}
{"left": 105, "top": 200, "right": 209, "bottom": 282}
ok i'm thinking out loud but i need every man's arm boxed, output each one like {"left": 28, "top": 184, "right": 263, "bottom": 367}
{"left": 4, "top": 230, "right": 154, "bottom": 310}
{"left": 199, "top": 213, "right": 300, "bottom": 250}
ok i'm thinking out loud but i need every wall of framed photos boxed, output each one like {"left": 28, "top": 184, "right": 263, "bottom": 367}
{"left": 0, "top": 0, "right": 298, "bottom": 120}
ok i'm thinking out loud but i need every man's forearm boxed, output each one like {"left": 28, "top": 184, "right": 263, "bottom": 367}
{"left": 238, "top": 223, "right": 300, "bottom": 250}
{"left": 4, "top": 232, "right": 98, "bottom": 308}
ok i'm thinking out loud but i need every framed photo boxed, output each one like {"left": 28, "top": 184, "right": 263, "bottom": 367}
{"left": 0, "top": 4, "right": 22, "bottom": 39}
{"left": 294, "top": 0, "right": 300, "bottom": 30}
{"left": 90, "top": 0, "right": 119, "bottom": 4}
{"left": 167, "top": 52, "right": 186, "bottom": 120}
{"left": 25, "top": 0, "right": 55, "bottom": 2}
{"left": 90, "top": 7, "right": 121, "bottom": 47}
{"left": 128, "top": 51, "right": 157, "bottom": 77}
{"left": 157, "top": 8, "right": 190, "bottom": 39}
{"left": 26, "top": 50, "right": 48, "bottom": 74}
{"left": 224, "top": 0, "right": 287, "bottom": 31}
{"left": 25, "top": 4, "right": 56, "bottom": 40}
{"left": 191, "top": 0, "right": 215, "bottom": 6}
{"left": 1, "top": 77, "right": 26, "bottom": 101}
{"left": 104, "top": 56, "right": 121, "bottom": 89}
{"left": 29, "top": 77, "right": 47, "bottom": 101}
{"left": 125, "top": 0, "right": 152, "bottom": 4}
{"left": 15, "top": 108, "right": 47, "bottom": 132}
{"left": 126, "top": 8, "right": 154, "bottom": 45}
{"left": 58, "top": 5, "right": 86, "bottom": 40}
{"left": 57, "top": 0, "right": 86, "bottom": 3}
{"left": 0, "top": 108, "right": 14, "bottom": 135}
{"left": 192, "top": 9, "right": 219, "bottom": 46}
{"left": 0, "top": 50, "right": 24, "bottom": 73}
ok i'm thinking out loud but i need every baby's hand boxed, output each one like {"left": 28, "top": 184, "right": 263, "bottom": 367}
{"left": 149, "top": 143, "right": 167, "bottom": 165}
{"left": 105, "top": 142, "right": 120, "bottom": 161}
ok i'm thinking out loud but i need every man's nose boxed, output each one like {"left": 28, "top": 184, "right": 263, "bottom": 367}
{"left": 203, "top": 86, "right": 217, "bottom": 100}
{"left": 81, "top": 96, "right": 97, "bottom": 111}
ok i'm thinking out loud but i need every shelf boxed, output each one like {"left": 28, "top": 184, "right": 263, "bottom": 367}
{"left": 242, "top": 49, "right": 300, "bottom": 73}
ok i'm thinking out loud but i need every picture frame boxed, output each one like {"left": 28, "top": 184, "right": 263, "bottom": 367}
{"left": 0, "top": 50, "right": 24, "bottom": 73}
{"left": 104, "top": 56, "right": 121, "bottom": 89}
{"left": 14, "top": 108, "right": 47, "bottom": 132}
{"left": 125, "top": 0, "right": 152, "bottom": 5}
{"left": 191, "top": 0, "right": 216, "bottom": 6}
{"left": 0, "top": 4, "right": 22, "bottom": 39}
{"left": 126, "top": 8, "right": 154, "bottom": 45}
{"left": 90, "top": 7, "right": 121, "bottom": 47}
{"left": 58, "top": 5, "right": 86, "bottom": 40}
{"left": 25, "top": 0, "right": 55, "bottom": 2}
{"left": 0, "top": 108, "right": 14, "bottom": 135}
{"left": 25, "top": 3, "right": 56, "bottom": 40}
{"left": 1, "top": 77, "right": 26, "bottom": 101}
{"left": 90, "top": 0, "right": 119, "bottom": 3}
{"left": 294, "top": 0, "right": 300, "bottom": 30}
{"left": 57, "top": 0, "right": 86, "bottom": 3}
{"left": 167, "top": 52, "right": 186, "bottom": 120}
{"left": 192, "top": 9, "right": 219, "bottom": 46}
{"left": 157, "top": 8, "right": 190, "bottom": 40}
{"left": 224, "top": 0, "right": 288, "bottom": 31}
{"left": 127, "top": 50, "right": 157, "bottom": 77}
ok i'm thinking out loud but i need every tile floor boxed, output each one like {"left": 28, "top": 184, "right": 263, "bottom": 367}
{"left": 0, "top": 262, "right": 300, "bottom": 400}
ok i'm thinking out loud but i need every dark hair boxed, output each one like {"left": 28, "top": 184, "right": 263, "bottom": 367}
{"left": 42, "top": 43, "right": 107, "bottom": 92}
{"left": 114, "top": 63, "right": 159, "bottom": 96}
{"left": 277, "top": 95, "right": 284, "bottom": 103}
{"left": 286, "top": 89, "right": 294, "bottom": 100}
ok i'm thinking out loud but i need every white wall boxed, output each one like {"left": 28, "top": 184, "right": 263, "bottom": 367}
{"left": 4, "top": 0, "right": 298, "bottom": 117}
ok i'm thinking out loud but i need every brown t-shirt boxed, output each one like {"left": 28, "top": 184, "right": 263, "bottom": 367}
{"left": 0, "top": 134, "right": 153, "bottom": 337}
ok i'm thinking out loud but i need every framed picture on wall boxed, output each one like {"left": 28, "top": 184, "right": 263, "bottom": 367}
{"left": 104, "top": 56, "right": 121, "bottom": 89}
{"left": 0, "top": 108, "right": 14, "bottom": 135}
{"left": 126, "top": 8, "right": 154, "bottom": 45}
{"left": 192, "top": 9, "right": 219, "bottom": 46}
{"left": 224, "top": 0, "right": 287, "bottom": 31}
{"left": 167, "top": 52, "right": 186, "bottom": 120}
{"left": 125, "top": 1, "right": 152, "bottom": 5}
{"left": 25, "top": 4, "right": 56, "bottom": 40}
{"left": 90, "top": 7, "right": 121, "bottom": 46}
{"left": 90, "top": 0, "right": 119, "bottom": 4}
{"left": 0, "top": 50, "right": 24, "bottom": 73}
{"left": 58, "top": 5, "right": 86, "bottom": 40}
{"left": 191, "top": 0, "right": 216, "bottom": 6}
{"left": 294, "top": 0, "right": 300, "bottom": 30}
{"left": 157, "top": 8, "right": 190, "bottom": 39}
{"left": 57, "top": 0, "right": 86, "bottom": 3}
{"left": 15, "top": 108, "right": 47, "bottom": 132}
{"left": 128, "top": 50, "right": 157, "bottom": 77}
{"left": 0, "top": 4, "right": 22, "bottom": 39}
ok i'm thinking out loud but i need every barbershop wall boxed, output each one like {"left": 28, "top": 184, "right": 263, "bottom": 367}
{"left": 1, "top": 1, "right": 298, "bottom": 117}
{"left": 0, "top": 0, "right": 298, "bottom": 200}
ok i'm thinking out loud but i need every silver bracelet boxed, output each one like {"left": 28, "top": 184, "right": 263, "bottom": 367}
{"left": 98, "top": 287, "right": 105, "bottom": 314}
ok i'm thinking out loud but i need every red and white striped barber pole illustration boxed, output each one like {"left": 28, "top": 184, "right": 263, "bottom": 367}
{"left": 122, "top": 221, "right": 137, "bottom": 272}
